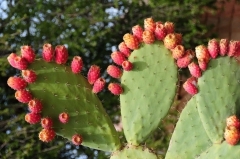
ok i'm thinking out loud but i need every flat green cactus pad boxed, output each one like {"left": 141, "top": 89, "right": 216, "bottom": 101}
{"left": 110, "top": 144, "right": 158, "bottom": 159}
{"left": 27, "top": 59, "right": 121, "bottom": 151}
{"left": 120, "top": 41, "right": 178, "bottom": 145}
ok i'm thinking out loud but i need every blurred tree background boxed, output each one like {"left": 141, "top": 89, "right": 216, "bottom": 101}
{"left": 0, "top": 0, "right": 220, "bottom": 158}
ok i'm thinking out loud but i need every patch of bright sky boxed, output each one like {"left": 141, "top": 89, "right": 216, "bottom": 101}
{"left": 0, "top": 0, "right": 8, "bottom": 19}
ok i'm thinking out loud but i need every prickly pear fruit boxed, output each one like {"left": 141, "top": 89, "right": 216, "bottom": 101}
{"left": 28, "top": 99, "right": 43, "bottom": 113}
{"left": 41, "top": 117, "right": 53, "bottom": 129}
{"left": 111, "top": 51, "right": 126, "bottom": 66}
{"left": 123, "top": 33, "right": 139, "bottom": 50}
{"left": 198, "top": 59, "right": 208, "bottom": 71}
{"left": 224, "top": 126, "right": 240, "bottom": 145}
{"left": 59, "top": 112, "right": 69, "bottom": 124}
{"left": 108, "top": 83, "right": 123, "bottom": 95}
{"left": 195, "top": 45, "right": 210, "bottom": 62}
{"left": 92, "top": 78, "right": 105, "bottom": 93}
{"left": 164, "top": 21, "right": 174, "bottom": 34}
{"left": 132, "top": 25, "right": 143, "bottom": 42}
{"left": 7, "top": 53, "right": 17, "bottom": 68}
{"left": 87, "top": 65, "right": 100, "bottom": 84}
{"left": 226, "top": 115, "right": 240, "bottom": 129}
{"left": 118, "top": 42, "right": 131, "bottom": 57}
{"left": 107, "top": 65, "right": 122, "bottom": 78}
{"left": 71, "top": 56, "right": 83, "bottom": 74}
{"left": 22, "top": 70, "right": 37, "bottom": 83}
{"left": 188, "top": 62, "right": 202, "bottom": 78}
{"left": 154, "top": 23, "right": 167, "bottom": 40}
{"left": 72, "top": 134, "right": 83, "bottom": 146}
{"left": 25, "top": 113, "right": 41, "bottom": 124}
{"left": 144, "top": 17, "right": 156, "bottom": 32}
{"left": 177, "top": 50, "right": 194, "bottom": 68}
{"left": 39, "top": 129, "right": 56, "bottom": 142}
{"left": 21, "top": 45, "right": 35, "bottom": 63}
{"left": 183, "top": 77, "right": 198, "bottom": 95}
{"left": 163, "top": 33, "right": 179, "bottom": 49}
{"left": 14, "top": 56, "right": 28, "bottom": 70}
{"left": 142, "top": 30, "right": 155, "bottom": 44}
{"left": 15, "top": 89, "right": 32, "bottom": 103}
{"left": 7, "top": 77, "right": 27, "bottom": 90}
{"left": 122, "top": 61, "right": 133, "bottom": 71}
{"left": 171, "top": 45, "right": 185, "bottom": 59}
{"left": 219, "top": 39, "right": 229, "bottom": 56}
{"left": 228, "top": 40, "right": 238, "bottom": 57}
{"left": 42, "top": 43, "right": 55, "bottom": 62}
{"left": 55, "top": 45, "right": 68, "bottom": 64}
{"left": 208, "top": 39, "right": 219, "bottom": 59}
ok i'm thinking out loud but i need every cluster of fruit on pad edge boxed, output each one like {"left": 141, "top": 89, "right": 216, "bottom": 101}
{"left": 6, "top": 17, "right": 240, "bottom": 158}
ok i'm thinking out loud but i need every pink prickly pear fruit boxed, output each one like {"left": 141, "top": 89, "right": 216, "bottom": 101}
{"left": 142, "top": 30, "right": 155, "bottom": 44}
{"left": 108, "top": 83, "right": 123, "bottom": 95}
{"left": 177, "top": 49, "right": 195, "bottom": 68}
{"left": 15, "top": 89, "right": 33, "bottom": 103}
{"left": 111, "top": 51, "right": 126, "bottom": 66}
{"left": 7, "top": 77, "right": 27, "bottom": 90}
{"left": 171, "top": 45, "right": 185, "bottom": 59}
{"left": 164, "top": 21, "right": 175, "bottom": 34}
{"left": 224, "top": 126, "right": 240, "bottom": 145}
{"left": 39, "top": 129, "right": 56, "bottom": 142}
{"left": 25, "top": 113, "right": 41, "bottom": 124}
{"left": 208, "top": 39, "right": 219, "bottom": 59}
{"left": 14, "top": 56, "right": 28, "bottom": 70}
{"left": 55, "top": 45, "right": 68, "bottom": 64}
{"left": 118, "top": 42, "right": 131, "bottom": 57}
{"left": 234, "top": 41, "right": 240, "bottom": 57}
{"left": 72, "top": 134, "right": 83, "bottom": 146}
{"left": 92, "top": 78, "right": 106, "bottom": 94}
{"left": 71, "top": 56, "right": 83, "bottom": 74}
{"left": 7, "top": 53, "right": 18, "bottom": 68}
{"left": 219, "top": 39, "right": 229, "bottom": 56}
{"left": 132, "top": 25, "right": 143, "bottom": 42}
{"left": 107, "top": 65, "right": 122, "bottom": 78}
{"left": 195, "top": 45, "right": 210, "bottom": 62}
{"left": 154, "top": 23, "right": 167, "bottom": 40}
{"left": 42, "top": 43, "right": 55, "bottom": 62}
{"left": 22, "top": 70, "right": 37, "bottom": 83}
{"left": 122, "top": 61, "right": 133, "bottom": 71}
{"left": 226, "top": 115, "right": 240, "bottom": 129}
{"left": 188, "top": 62, "right": 202, "bottom": 78}
{"left": 21, "top": 45, "right": 35, "bottom": 63}
{"left": 28, "top": 99, "right": 43, "bottom": 113}
{"left": 123, "top": 33, "right": 139, "bottom": 50}
{"left": 198, "top": 59, "right": 208, "bottom": 71}
{"left": 41, "top": 117, "right": 53, "bottom": 129}
{"left": 144, "top": 17, "right": 156, "bottom": 32}
{"left": 59, "top": 112, "right": 70, "bottom": 124}
{"left": 87, "top": 65, "right": 100, "bottom": 84}
{"left": 228, "top": 40, "right": 238, "bottom": 57}
{"left": 183, "top": 77, "right": 198, "bottom": 95}
{"left": 163, "top": 33, "right": 179, "bottom": 49}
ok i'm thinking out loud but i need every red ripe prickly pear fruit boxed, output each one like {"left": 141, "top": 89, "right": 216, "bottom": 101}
{"left": 118, "top": 42, "right": 131, "bottom": 57}
{"left": 71, "top": 56, "right": 83, "bottom": 74}
{"left": 132, "top": 25, "right": 143, "bottom": 42}
{"left": 92, "top": 78, "right": 105, "bottom": 94}
{"left": 59, "top": 112, "right": 69, "bottom": 124}
{"left": 21, "top": 45, "right": 35, "bottom": 63}
{"left": 122, "top": 61, "right": 133, "bottom": 71}
{"left": 28, "top": 99, "right": 43, "bottom": 113}
{"left": 87, "top": 65, "right": 100, "bottom": 84}
{"left": 183, "top": 77, "right": 198, "bottom": 95}
{"left": 25, "top": 113, "right": 41, "bottom": 124}
{"left": 111, "top": 51, "right": 126, "bottom": 66}
{"left": 7, "top": 77, "right": 27, "bottom": 90}
{"left": 235, "top": 41, "right": 240, "bottom": 57}
{"left": 144, "top": 17, "right": 156, "bottom": 32}
{"left": 198, "top": 59, "right": 208, "bottom": 71}
{"left": 154, "top": 23, "right": 167, "bottom": 40}
{"left": 14, "top": 56, "right": 28, "bottom": 70}
{"left": 163, "top": 33, "right": 179, "bottom": 49}
{"left": 171, "top": 45, "right": 185, "bottom": 59}
{"left": 123, "top": 33, "right": 139, "bottom": 50}
{"left": 42, "top": 43, "right": 55, "bottom": 62}
{"left": 15, "top": 89, "right": 32, "bottom": 103}
{"left": 208, "top": 39, "right": 219, "bottom": 59}
{"left": 7, "top": 53, "right": 18, "bottom": 68}
{"left": 55, "top": 45, "right": 68, "bottom": 64}
{"left": 224, "top": 126, "right": 240, "bottom": 145}
{"left": 41, "top": 117, "right": 53, "bottom": 129}
{"left": 228, "top": 40, "right": 238, "bottom": 57}
{"left": 188, "top": 62, "right": 202, "bottom": 78}
{"left": 164, "top": 21, "right": 174, "bottom": 34}
{"left": 195, "top": 45, "right": 210, "bottom": 62}
{"left": 107, "top": 65, "right": 122, "bottom": 78}
{"left": 177, "top": 50, "right": 195, "bottom": 68}
{"left": 219, "top": 39, "right": 229, "bottom": 56}
{"left": 226, "top": 115, "right": 240, "bottom": 129}
{"left": 142, "top": 30, "right": 155, "bottom": 44}
{"left": 108, "top": 83, "right": 123, "bottom": 95}
{"left": 72, "top": 134, "right": 83, "bottom": 146}
{"left": 22, "top": 70, "right": 37, "bottom": 83}
{"left": 39, "top": 128, "right": 56, "bottom": 142}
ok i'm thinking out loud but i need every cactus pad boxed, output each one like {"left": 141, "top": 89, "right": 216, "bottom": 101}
{"left": 27, "top": 59, "right": 120, "bottom": 151}
{"left": 120, "top": 41, "right": 178, "bottom": 144}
